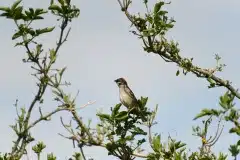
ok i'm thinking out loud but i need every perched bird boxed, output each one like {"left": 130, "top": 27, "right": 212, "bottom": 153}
{"left": 114, "top": 77, "right": 147, "bottom": 121}
{"left": 114, "top": 78, "right": 138, "bottom": 110}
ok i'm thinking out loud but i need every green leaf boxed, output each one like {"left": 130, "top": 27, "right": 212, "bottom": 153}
{"left": 147, "top": 153, "right": 160, "bottom": 160}
{"left": 58, "top": 0, "right": 65, "bottom": 6}
{"left": 28, "top": 29, "right": 36, "bottom": 36}
{"left": 194, "top": 109, "right": 221, "bottom": 120}
{"left": 229, "top": 144, "right": 240, "bottom": 157}
{"left": 36, "top": 44, "right": 42, "bottom": 55}
{"left": 112, "top": 103, "right": 122, "bottom": 116}
{"left": 54, "top": 75, "right": 58, "bottom": 85}
{"left": 11, "top": 0, "right": 22, "bottom": 10}
{"left": 61, "top": 5, "right": 70, "bottom": 14}
{"left": 140, "top": 97, "right": 148, "bottom": 108}
{"left": 106, "top": 142, "right": 117, "bottom": 153}
{"left": 32, "top": 141, "right": 46, "bottom": 154}
{"left": 50, "top": 0, "right": 54, "bottom": 5}
{"left": 48, "top": 5, "right": 62, "bottom": 13}
{"left": 207, "top": 77, "right": 215, "bottom": 88}
{"left": 28, "top": 8, "right": 34, "bottom": 15}
{"left": 158, "top": 10, "right": 168, "bottom": 16}
{"left": 0, "top": 7, "right": 10, "bottom": 12}
{"left": 228, "top": 109, "right": 237, "bottom": 119}
{"left": 176, "top": 70, "right": 180, "bottom": 76}
{"left": 35, "top": 8, "right": 47, "bottom": 15}
{"left": 137, "top": 138, "right": 146, "bottom": 146}
{"left": 66, "top": 0, "right": 71, "bottom": 5}
{"left": 229, "top": 127, "right": 240, "bottom": 135}
{"left": 175, "top": 141, "right": 186, "bottom": 149}
{"left": 59, "top": 67, "right": 67, "bottom": 77}
{"left": 34, "top": 16, "right": 44, "bottom": 20}
{"left": 218, "top": 153, "right": 228, "bottom": 160}
{"left": 152, "top": 135, "right": 161, "bottom": 153}
{"left": 166, "top": 23, "right": 174, "bottom": 29}
{"left": 132, "top": 126, "right": 147, "bottom": 135}
{"left": 47, "top": 153, "right": 57, "bottom": 160}
{"left": 219, "top": 91, "right": 235, "bottom": 110}
{"left": 63, "top": 95, "right": 69, "bottom": 103}
{"left": 36, "top": 27, "right": 55, "bottom": 35}
{"left": 125, "top": 135, "right": 134, "bottom": 141}
{"left": 115, "top": 111, "right": 128, "bottom": 120}
{"left": 0, "top": 12, "right": 10, "bottom": 17}
{"left": 97, "top": 113, "right": 111, "bottom": 121}
{"left": 49, "top": 49, "right": 56, "bottom": 62}
{"left": 35, "top": 8, "right": 43, "bottom": 15}
{"left": 13, "top": 6, "right": 24, "bottom": 20}
{"left": 52, "top": 89, "right": 62, "bottom": 98}
{"left": 12, "top": 31, "right": 22, "bottom": 40}
{"left": 154, "top": 2, "right": 164, "bottom": 14}
{"left": 25, "top": 10, "right": 32, "bottom": 18}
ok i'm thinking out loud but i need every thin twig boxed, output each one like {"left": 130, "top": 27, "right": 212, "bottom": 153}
{"left": 27, "top": 107, "right": 68, "bottom": 130}
{"left": 79, "top": 145, "right": 86, "bottom": 160}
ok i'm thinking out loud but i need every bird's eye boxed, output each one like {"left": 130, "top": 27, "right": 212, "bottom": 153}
{"left": 117, "top": 82, "right": 121, "bottom": 85}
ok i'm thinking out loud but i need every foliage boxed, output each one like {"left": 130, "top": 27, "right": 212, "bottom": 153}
{"left": 0, "top": 0, "right": 240, "bottom": 160}
{"left": 0, "top": 0, "right": 80, "bottom": 159}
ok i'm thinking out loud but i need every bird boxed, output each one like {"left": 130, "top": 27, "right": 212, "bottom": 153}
{"left": 114, "top": 78, "right": 138, "bottom": 109}
{"left": 114, "top": 77, "right": 147, "bottom": 121}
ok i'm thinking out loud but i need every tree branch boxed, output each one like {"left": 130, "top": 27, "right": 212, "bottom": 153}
{"left": 116, "top": 0, "right": 240, "bottom": 99}
{"left": 27, "top": 107, "right": 68, "bottom": 130}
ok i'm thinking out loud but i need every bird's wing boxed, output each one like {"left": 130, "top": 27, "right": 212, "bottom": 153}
{"left": 124, "top": 85, "right": 138, "bottom": 101}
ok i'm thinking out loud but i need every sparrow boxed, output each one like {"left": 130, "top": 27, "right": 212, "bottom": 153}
{"left": 114, "top": 78, "right": 138, "bottom": 109}
{"left": 114, "top": 78, "right": 147, "bottom": 121}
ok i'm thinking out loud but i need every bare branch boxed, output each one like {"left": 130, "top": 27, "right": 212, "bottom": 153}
{"left": 27, "top": 107, "right": 68, "bottom": 130}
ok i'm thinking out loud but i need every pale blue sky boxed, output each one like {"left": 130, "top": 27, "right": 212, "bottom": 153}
{"left": 1, "top": 0, "right": 240, "bottom": 159}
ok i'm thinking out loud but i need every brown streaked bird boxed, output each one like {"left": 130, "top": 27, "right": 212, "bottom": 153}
{"left": 114, "top": 77, "right": 147, "bottom": 122}
{"left": 114, "top": 78, "right": 139, "bottom": 110}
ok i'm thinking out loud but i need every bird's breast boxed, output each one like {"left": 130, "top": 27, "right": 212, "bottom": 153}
{"left": 119, "top": 88, "right": 133, "bottom": 107}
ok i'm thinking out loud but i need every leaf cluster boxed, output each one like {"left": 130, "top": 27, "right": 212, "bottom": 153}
{"left": 97, "top": 97, "right": 151, "bottom": 159}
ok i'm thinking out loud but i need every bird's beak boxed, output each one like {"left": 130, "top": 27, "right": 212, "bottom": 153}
{"left": 114, "top": 79, "right": 118, "bottom": 83}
